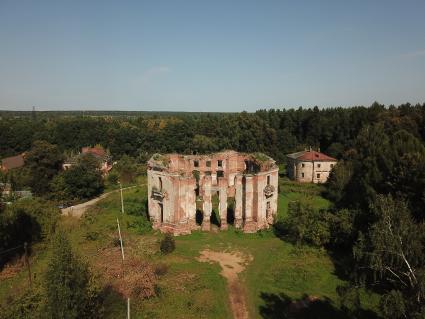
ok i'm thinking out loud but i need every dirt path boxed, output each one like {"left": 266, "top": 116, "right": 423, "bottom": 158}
{"left": 61, "top": 185, "right": 141, "bottom": 218}
{"left": 198, "top": 249, "right": 253, "bottom": 319}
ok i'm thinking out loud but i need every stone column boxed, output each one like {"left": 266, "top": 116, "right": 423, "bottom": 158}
{"left": 234, "top": 175, "right": 243, "bottom": 228}
{"left": 202, "top": 175, "right": 212, "bottom": 231}
{"left": 187, "top": 177, "right": 198, "bottom": 231}
{"left": 147, "top": 170, "right": 161, "bottom": 229}
{"left": 218, "top": 177, "right": 228, "bottom": 230}
{"left": 243, "top": 175, "right": 257, "bottom": 233}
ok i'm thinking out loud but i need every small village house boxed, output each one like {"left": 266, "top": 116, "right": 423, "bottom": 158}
{"left": 63, "top": 145, "right": 112, "bottom": 175}
{"left": 286, "top": 148, "right": 337, "bottom": 183}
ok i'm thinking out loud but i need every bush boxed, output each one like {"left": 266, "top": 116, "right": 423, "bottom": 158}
{"left": 0, "top": 288, "right": 43, "bottom": 319}
{"left": 154, "top": 263, "right": 168, "bottom": 276}
{"left": 126, "top": 217, "right": 151, "bottom": 235}
{"left": 46, "top": 231, "right": 104, "bottom": 318}
{"left": 284, "top": 201, "right": 331, "bottom": 247}
{"left": 0, "top": 199, "right": 60, "bottom": 268}
{"left": 85, "top": 231, "right": 99, "bottom": 241}
{"left": 126, "top": 200, "right": 148, "bottom": 217}
{"left": 107, "top": 172, "right": 119, "bottom": 185}
{"left": 160, "top": 234, "right": 175, "bottom": 254}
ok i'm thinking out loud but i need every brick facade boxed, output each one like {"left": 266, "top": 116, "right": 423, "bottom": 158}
{"left": 147, "top": 151, "right": 279, "bottom": 235}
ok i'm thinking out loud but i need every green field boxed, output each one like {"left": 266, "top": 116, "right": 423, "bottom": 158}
{"left": 0, "top": 178, "right": 379, "bottom": 318}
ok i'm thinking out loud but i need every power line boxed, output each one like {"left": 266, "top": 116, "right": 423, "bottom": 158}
{"left": 0, "top": 244, "right": 23, "bottom": 255}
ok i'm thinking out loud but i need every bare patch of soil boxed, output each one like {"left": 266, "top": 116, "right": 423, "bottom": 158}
{"left": 0, "top": 256, "right": 25, "bottom": 280}
{"left": 198, "top": 249, "right": 253, "bottom": 319}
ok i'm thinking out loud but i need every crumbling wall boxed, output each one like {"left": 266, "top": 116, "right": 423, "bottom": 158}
{"left": 147, "top": 151, "right": 279, "bottom": 235}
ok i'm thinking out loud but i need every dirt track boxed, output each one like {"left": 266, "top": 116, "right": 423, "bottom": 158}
{"left": 61, "top": 185, "right": 139, "bottom": 218}
{"left": 198, "top": 249, "right": 253, "bottom": 319}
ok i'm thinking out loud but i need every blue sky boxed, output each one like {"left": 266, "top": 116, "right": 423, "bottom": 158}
{"left": 0, "top": 0, "right": 424, "bottom": 112}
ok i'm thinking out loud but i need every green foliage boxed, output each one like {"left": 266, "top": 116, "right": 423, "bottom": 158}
{"left": 51, "top": 161, "right": 104, "bottom": 201}
{"left": 160, "top": 233, "right": 176, "bottom": 254}
{"left": 283, "top": 201, "right": 331, "bottom": 247}
{"left": 0, "top": 288, "right": 44, "bottom": 319}
{"left": 25, "top": 140, "right": 64, "bottom": 195}
{"left": 353, "top": 195, "right": 425, "bottom": 318}
{"left": 251, "top": 152, "right": 270, "bottom": 163}
{"left": 0, "top": 199, "right": 60, "bottom": 267}
{"left": 113, "top": 155, "right": 139, "bottom": 183}
{"left": 78, "top": 153, "right": 102, "bottom": 171}
{"left": 126, "top": 217, "right": 152, "bottom": 235}
{"left": 336, "top": 285, "right": 363, "bottom": 319}
{"left": 106, "top": 171, "right": 119, "bottom": 185}
{"left": 45, "top": 231, "right": 104, "bottom": 319}
{"left": 379, "top": 290, "right": 406, "bottom": 319}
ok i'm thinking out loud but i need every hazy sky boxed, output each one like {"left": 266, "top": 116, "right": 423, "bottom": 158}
{"left": 1, "top": 1, "right": 425, "bottom": 112}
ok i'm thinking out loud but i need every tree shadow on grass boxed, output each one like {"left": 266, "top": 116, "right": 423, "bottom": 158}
{"left": 259, "top": 292, "right": 346, "bottom": 319}
{"left": 259, "top": 292, "right": 379, "bottom": 319}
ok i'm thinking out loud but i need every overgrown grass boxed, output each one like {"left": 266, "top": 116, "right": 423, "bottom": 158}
{"left": 277, "top": 178, "right": 330, "bottom": 220}
{"left": 0, "top": 178, "right": 379, "bottom": 318}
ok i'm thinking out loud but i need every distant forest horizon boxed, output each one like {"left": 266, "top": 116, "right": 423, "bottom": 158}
{"left": 1, "top": 101, "right": 425, "bottom": 116}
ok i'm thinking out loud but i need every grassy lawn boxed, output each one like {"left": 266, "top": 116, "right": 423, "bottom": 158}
{"left": 0, "top": 178, "right": 379, "bottom": 318}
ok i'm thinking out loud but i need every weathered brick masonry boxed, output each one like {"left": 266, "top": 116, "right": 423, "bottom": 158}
{"left": 147, "top": 151, "right": 279, "bottom": 235}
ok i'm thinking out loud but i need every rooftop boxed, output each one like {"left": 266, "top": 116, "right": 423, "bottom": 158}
{"left": 1, "top": 154, "right": 25, "bottom": 170}
{"left": 286, "top": 149, "right": 336, "bottom": 162}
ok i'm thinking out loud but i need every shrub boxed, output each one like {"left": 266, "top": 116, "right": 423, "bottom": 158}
{"left": 45, "top": 231, "right": 104, "bottom": 318}
{"left": 154, "top": 263, "right": 168, "bottom": 276}
{"left": 85, "top": 231, "right": 99, "bottom": 241}
{"left": 160, "top": 234, "right": 175, "bottom": 254}
{"left": 284, "top": 201, "right": 331, "bottom": 247}
{"left": 107, "top": 172, "right": 119, "bottom": 185}
{"left": 126, "top": 218, "right": 151, "bottom": 235}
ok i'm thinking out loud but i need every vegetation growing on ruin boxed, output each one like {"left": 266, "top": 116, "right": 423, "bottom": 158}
{"left": 152, "top": 153, "right": 170, "bottom": 167}
{"left": 251, "top": 152, "right": 270, "bottom": 163}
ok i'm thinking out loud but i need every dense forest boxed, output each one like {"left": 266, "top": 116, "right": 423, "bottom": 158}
{"left": 1, "top": 102, "right": 425, "bottom": 318}
{"left": 1, "top": 102, "right": 424, "bottom": 164}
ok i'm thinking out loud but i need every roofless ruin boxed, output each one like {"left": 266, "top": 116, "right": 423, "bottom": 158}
{"left": 147, "top": 150, "right": 279, "bottom": 235}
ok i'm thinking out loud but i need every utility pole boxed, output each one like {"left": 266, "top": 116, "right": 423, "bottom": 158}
{"left": 31, "top": 106, "right": 36, "bottom": 121}
{"left": 117, "top": 218, "right": 125, "bottom": 261}
{"left": 116, "top": 218, "right": 130, "bottom": 319}
{"left": 119, "top": 181, "right": 124, "bottom": 214}
{"left": 24, "top": 242, "right": 32, "bottom": 288}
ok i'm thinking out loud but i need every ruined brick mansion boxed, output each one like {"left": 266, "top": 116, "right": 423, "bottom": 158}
{"left": 147, "top": 151, "right": 279, "bottom": 235}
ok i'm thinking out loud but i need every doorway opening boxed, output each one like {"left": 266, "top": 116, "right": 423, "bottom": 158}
{"left": 227, "top": 197, "right": 235, "bottom": 225}
{"left": 159, "top": 203, "right": 163, "bottom": 223}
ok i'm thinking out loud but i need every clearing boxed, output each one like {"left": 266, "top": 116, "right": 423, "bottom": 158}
{"left": 198, "top": 249, "right": 252, "bottom": 319}
{"left": 0, "top": 177, "right": 380, "bottom": 318}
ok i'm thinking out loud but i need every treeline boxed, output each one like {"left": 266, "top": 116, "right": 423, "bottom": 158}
{"left": 1, "top": 102, "right": 424, "bottom": 163}
{"left": 280, "top": 121, "right": 425, "bottom": 318}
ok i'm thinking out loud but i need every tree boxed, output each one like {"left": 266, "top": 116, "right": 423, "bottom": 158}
{"left": 325, "top": 161, "right": 354, "bottom": 205}
{"left": 0, "top": 199, "right": 60, "bottom": 268}
{"left": 160, "top": 233, "right": 175, "bottom": 254}
{"left": 284, "top": 202, "right": 331, "bottom": 247}
{"left": 25, "top": 140, "right": 63, "bottom": 195}
{"left": 113, "top": 155, "right": 139, "bottom": 184}
{"left": 77, "top": 153, "right": 102, "bottom": 171}
{"left": 51, "top": 163, "right": 104, "bottom": 201}
{"left": 45, "top": 231, "right": 103, "bottom": 319}
{"left": 353, "top": 195, "right": 425, "bottom": 318}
